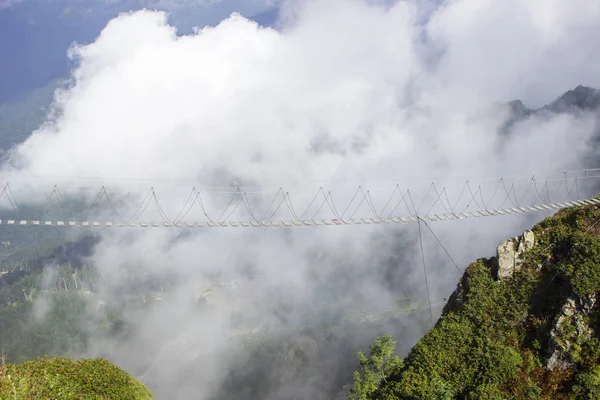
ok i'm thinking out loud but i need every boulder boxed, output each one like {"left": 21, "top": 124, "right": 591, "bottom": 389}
{"left": 495, "top": 230, "right": 535, "bottom": 280}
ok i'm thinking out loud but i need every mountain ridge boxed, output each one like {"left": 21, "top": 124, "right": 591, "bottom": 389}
{"left": 351, "top": 199, "right": 600, "bottom": 399}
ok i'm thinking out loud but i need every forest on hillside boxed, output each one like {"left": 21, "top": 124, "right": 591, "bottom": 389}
{"left": 0, "top": 224, "right": 434, "bottom": 399}
{"left": 6, "top": 200, "right": 600, "bottom": 399}
{"left": 0, "top": 84, "right": 599, "bottom": 398}
{"left": 351, "top": 201, "right": 600, "bottom": 399}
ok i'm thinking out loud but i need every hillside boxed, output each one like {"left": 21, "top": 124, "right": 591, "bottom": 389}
{"left": 0, "top": 78, "right": 61, "bottom": 152}
{"left": 0, "top": 357, "right": 153, "bottom": 399}
{"left": 350, "top": 199, "right": 600, "bottom": 399}
{"left": 0, "top": 83, "right": 599, "bottom": 398}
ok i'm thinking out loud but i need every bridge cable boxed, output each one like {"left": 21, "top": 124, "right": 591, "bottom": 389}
{"left": 172, "top": 188, "right": 196, "bottom": 224}
{"left": 425, "top": 185, "right": 449, "bottom": 216}
{"left": 385, "top": 189, "right": 409, "bottom": 218}
{"left": 1, "top": 184, "right": 13, "bottom": 209}
{"left": 432, "top": 184, "right": 452, "bottom": 214}
{"left": 358, "top": 187, "right": 376, "bottom": 217}
{"left": 377, "top": 185, "right": 399, "bottom": 218}
{"left": 5, "top": 184, "right": 19, "bottom": 210}
{"left": 222, "top": 193, "right": 245, "bottom": 222}
{"left": 215, "top": 189, "right": 242, "bottom": 223}
{"left": 419, "top": 219, "right": 463, "bottom": 275}
{"left": 518, "top": 177, "right": 534, "bottom": 207}
{"left": 127, "top": 189, "right": 153, "bottom": 224}
{"left": 517, "top": 178, "right": 533, "bottom": 208}
{"left": 560, "top": 177, "right": 572, "bottom": 203}
{"left": 403, "top": 190, "right": 416, "bottom": 217}
{"left": 101, "top": 188, "right": 128, "bottom": 225}
{"left": 194, "top": 189, "right": 215, "bottom": 223}
{"left": 544, "top": 180, "right": 552, "bottom": 203}
{"left": 175, "top": 187, "right": 204, "bottom": 223}
{"left": 462, "top": 181, "right": 484, "bottom": 212}
{"left": 366, "top": 190, "right": 381, "bottom": 220}
{"left": 241, "top": 193, "right": 261, "bottom": 223}
{"left": 300, "top": 188, "right": 324, "bottom": 221}
{"left": 497, "top": 182, "right": 516, "bottom": 210}
{"left": 564, "top": 176, "right": 578, "bottom": 202}
{"left": 499, "top": 179, "right": 517, "bottom": 208}
{"left": 511, "top": 183, "right": 519, "bottom": 207}
{"left": 452, "top": 181, "right": 468, "bottom": 213}
{"left": 151, "top": 189, "right": 173, "bottom": 225}
{"left": 348, "top": 190, "right": 368, "bottom": 221}
{"left": 407, "top": 186, "right": 434, "bottom": 327}
{"left": 309, "top": 193, "right": 330, "bottom": 221}
{"left": 532, "top": 176, "right": 547, "bottom": 205}
{"left": 82, "top": 188, "right": 105, "bottom": 221}
{"left": 42, "top": 187, "right": 55, "bottom": 209}
{"left": 0, "top": 185, "right": 10, "bottom": 212}
{"left": 416, "top": 183, "right": 434, "bottom": 215}
{"left": 485, "top": 179, "right": 501, "bottom": 210}
{"left": 259, "top": 188, "right": 284, "bottom": 222}
{"left": 55, "top": 186, "right": 65, "bottom": 206}
{"left": 551, "top": 173, "right": 567, "bottom": 203}
{"left": 41, "top": 186, "right": 63, "bottom": 218}
{"left": 172, "top": 188, "right": 201, "bottom": 224}
{"left": 325, "top": 191, "right": 344, "bottom": 221}
{"left": 284, "top": 193, "right": 302, "bottom": 221}
{"left": 477, "top": 185, "right": 487, "bottom": 210}
{"left": 325, "top": 190, "right": 344, "bottom": 222}
{"left": 407, "top": 189, "right": 419, "bottom": 216}
{"left": 340, "top": 186, "right": 363, "bottom": 220}
{"left": 264, "top": 192, "right": 288, "bottom": 221}
{"left": 417, "top": 217, "right": 434, "bottom": 329}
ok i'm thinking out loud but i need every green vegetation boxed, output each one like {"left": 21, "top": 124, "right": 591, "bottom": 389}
{"left": 0, "top": 231, "right": 155, "bottom": 397}
{"left": 351, "top": 201, "right": 600, "bottom": 399}
{"left": 0, "top": 357, "right": 152, "bottom": 399}
{"left": 9, "top": 194, "right": 600, "bottom": 399}
{"left": 349, "top": 334, "right": 403, "bottom": 399}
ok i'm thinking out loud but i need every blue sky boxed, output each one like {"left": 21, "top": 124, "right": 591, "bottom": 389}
{"left": 0, "top": 0, "right": 278, "bottom": 104}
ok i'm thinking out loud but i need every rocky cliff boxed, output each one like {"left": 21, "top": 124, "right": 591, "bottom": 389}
{"left": 354, "top": 198, "right": 600, "bottom": 399}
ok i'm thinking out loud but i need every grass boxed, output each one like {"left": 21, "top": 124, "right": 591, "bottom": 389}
{"left": 0, "top": 357, "right": 153, "bottom": 399}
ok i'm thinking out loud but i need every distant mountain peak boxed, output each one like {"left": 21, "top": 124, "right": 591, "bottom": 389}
{"left": 543, "top": 85, "right": 600, "bottom": 113}
{"left": 506, "top": 99, "right": 532, "bottom": 118}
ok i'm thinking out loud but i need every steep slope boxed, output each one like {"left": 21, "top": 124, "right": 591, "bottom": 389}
{"left": 352, "top": 200, "right": 600, "bottom": 399}
{"left": 0, "top": 357, "right": 153, "bottom": 399}
{"left": 0, "top": 79, "right": 61, "bottom": 151}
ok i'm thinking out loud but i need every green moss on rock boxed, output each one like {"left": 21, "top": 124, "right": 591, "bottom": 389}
{"left": 352, "top": 201, "right": 600, "bottom": 399}
{"left": 0, "top": 357, "right": 153, "bottom": 399}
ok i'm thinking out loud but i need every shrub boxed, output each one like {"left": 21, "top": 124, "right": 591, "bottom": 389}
{"left": 0, "top": 357, "right": 153, "bottom": 399}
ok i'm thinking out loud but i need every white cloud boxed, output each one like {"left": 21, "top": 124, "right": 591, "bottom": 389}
{"left": 12, "top": 0, "right": 600, "bottom": 187}
{"left": 6, "top": 0, "right": 600, "bottom": 397}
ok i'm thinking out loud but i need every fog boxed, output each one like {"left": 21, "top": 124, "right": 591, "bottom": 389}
{"left": 2, "top": 0, "right": 600, "bottom": 398}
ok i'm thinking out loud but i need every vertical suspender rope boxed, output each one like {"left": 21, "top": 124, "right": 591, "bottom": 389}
{"left": 417, "top": 217, "right": 434, "bottom": 329}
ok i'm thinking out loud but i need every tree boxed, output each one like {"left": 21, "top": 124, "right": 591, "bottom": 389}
{"left": 349, "top": 334, "right": 402, "bottom": 400}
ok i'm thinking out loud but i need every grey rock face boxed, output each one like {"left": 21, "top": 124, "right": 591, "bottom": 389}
{"left": 495, "top": 230, "right": 535, "bottom": 280}
{"left": 543, "top": 85, "right": 600, "bottom": 114}
{"left": 547, "top": 294, "right": 597, "bottom": 370}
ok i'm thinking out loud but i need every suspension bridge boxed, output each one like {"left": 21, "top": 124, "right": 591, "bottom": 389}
{"left": 0, "top": 168, "right": 598, "bottom": 228}
{"left": 2, "top": 168, "right": 597, "bottom": 330}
